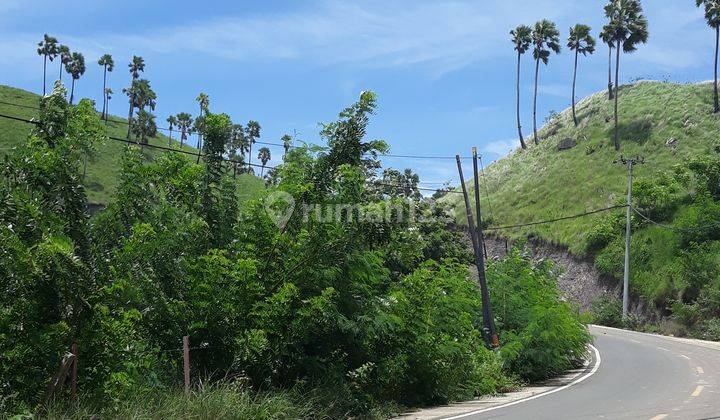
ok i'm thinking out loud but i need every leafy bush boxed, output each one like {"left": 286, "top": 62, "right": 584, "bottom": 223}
{"left": 488, "top": 250, "right": 592, "bottom": 382}
{"left": 590, "top": 295, "right": 623, "bottom": 327}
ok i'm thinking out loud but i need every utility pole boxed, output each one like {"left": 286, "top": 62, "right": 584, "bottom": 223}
{"left": 472, "top": 149, "right": 488, "bottom": 260}
{"left": 456, "top": 154, "right": 499, "bottom": 348}
{"left": 616, "top": 155, "right": 644, "bottom": 320}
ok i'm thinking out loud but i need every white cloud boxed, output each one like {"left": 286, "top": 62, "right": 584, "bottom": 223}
{"left": 482, "top": 138, "right": 519, "bottom": 158}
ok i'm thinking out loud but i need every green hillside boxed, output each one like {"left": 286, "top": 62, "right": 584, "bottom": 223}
{"left": 447, "top": 81, "right": 719, "bottom": 255}
{"left": 0, "top": 84, "right": 265, "bottom": 204}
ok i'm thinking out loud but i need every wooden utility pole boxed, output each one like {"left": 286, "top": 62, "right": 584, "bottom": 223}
{"left": 616, "top": 155, "right": 644, "bottom": 320}
{"left": 183, "top": 336, "right": 190, "bottom": 394}
{"left": 456, "top": 154, "right": 499, "bottom": 348}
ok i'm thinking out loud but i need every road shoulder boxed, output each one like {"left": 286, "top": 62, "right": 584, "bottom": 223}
{"left": 394, "top": 345, "right": 600, "bottom": 420}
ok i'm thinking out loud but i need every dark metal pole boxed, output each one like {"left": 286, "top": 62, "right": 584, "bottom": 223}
{"left": 472, "top": 147, "right": 488, "bottom": 260}
{"left": 456, "top": 155, "right": 499, "bottom": 347}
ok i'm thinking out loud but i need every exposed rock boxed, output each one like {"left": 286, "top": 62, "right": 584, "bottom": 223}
{"left": 557, "top": 138, "right": 577, "bottom": 151}
{"left": 665, "top": 137, "right": 677, "bottom": 148}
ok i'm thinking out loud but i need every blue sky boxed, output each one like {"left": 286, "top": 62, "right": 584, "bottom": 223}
{"left": 0, "top": 0, "right": 713, "bottom": 186}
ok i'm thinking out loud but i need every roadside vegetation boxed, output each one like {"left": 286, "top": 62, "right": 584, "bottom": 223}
{"left": 0, "top": 85, "right": 590, "bottom": 417}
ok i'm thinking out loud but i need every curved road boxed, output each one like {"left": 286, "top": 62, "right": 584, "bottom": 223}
{"left": 458, "top": 325, "right": 720, "bottom": 420}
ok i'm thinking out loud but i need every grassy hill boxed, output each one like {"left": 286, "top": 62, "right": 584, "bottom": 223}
{"left": 0, "top": 85, "right": 265, "bottom": 204}
{"left": 446, "top": 81, "right": 720, "bottom": 255}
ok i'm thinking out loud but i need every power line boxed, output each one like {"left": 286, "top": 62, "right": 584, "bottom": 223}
{"left": 0, "top": 112, "right": 463, "bottom": 195}
{"left": 0, "top": 99, "right": 475, "bottom": 160}
{"left": 485, "top": 205, "right": 628, "bottom": 231}
{"left": 632, "top": 207, "right": 720, "bottom": 233}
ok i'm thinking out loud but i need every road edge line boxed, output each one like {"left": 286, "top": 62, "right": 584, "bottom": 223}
{"left": 441, "top": 344, "right": 602, "bottom": 419}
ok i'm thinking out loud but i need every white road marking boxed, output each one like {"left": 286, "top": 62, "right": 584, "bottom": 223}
{"left": 691, "top": 385, "right": 704, "bottom": 397}
{"left": 657, "top": 346, "right": 670, "bottom": 352}
{"left": 697, "top": 367, "right": 704, "bottom": 375}
{"left": 442, "top": 345, "right": 602, "bottom": 420}
{"left": 649, "top": 414, "right": 668, "bottom": 420}
{"left": 679, "top": 354, "right": 691, "bottom": 360}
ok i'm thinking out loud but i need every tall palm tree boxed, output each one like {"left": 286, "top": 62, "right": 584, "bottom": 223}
{"left": 568, "top": 24, "right": 596, "bottom": 126}
{"left": 281, "top": 134, "right": 293, "bottom": 157}
{"left": 245, "top": 120, "right": 261, "bottom": 172}
{"left": 599, "top": 28, "right": 615, "bottom": 100}
{"left": 176, "top": 113, "right": 194, "bottom": 148}
{"left": 531, "top": 20, "right": 562, "bottom": 145}
{"left": 228, "top": 124, "right": 246, "bottom": 176}
{"left": 66, "top": 52, "right": 85, "bottom": 105}
{"left": 195, "top": 92, "right": 210, "bottom": 163}
{"left": 605, "top": 0, "right": 649, "bottom": 150}
{"left": 258, "top": 147, "right": 271, "bottom": 177}
{"left": 697, "top": 0, "right": 720, "bottom": 113}
{"left": 58, "top": 45, "right": 71, "bottom": 83}
{"left": 132, "top": 109, "right": 157, "bottom": 145}
{"left": 166, "top": 115, "right": 178, "bottom": 146}
{"left": 97, "top": 54, "right": 114, "bottom": 119}
{"left": 126, "top": 56, "right": 146, "bottom": 139}
{"left": 510, "top": 25, "right": 532, "bottom": 149}
{"left": 37, "top": 34, "right": 58, "bottom": 96}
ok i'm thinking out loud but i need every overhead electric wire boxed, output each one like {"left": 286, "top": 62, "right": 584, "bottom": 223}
{"left": 485, "top": 205, "right": 628, "bottom": 231}
{"left": 632, "top": 206, "right": 720, "bottom": 232}
{"left": 0, "top": 112, "right": 464, "bottom": 195}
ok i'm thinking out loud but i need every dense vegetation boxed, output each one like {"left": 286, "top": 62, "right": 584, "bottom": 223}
{"left": 0, "top": 85, "right": 590, "bottom": 418}
{"left": 447, "top": 80, "right": 720, "bottom": 337}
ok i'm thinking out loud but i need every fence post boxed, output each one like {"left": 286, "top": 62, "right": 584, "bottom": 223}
{"left": 183, "top": 336, "right": 190, "bottom": 394}
{"left": 70, "top": 342, "right": 78, "bottom": 403}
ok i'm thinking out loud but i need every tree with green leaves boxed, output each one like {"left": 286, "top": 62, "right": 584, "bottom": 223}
{"left": 599, "top": 28, "right": 615, "bottom": 100}
{"left": 531, "top": 20, "right": 561, "bottom": 145}
{"left": 58, "top": 45, "right": 71, "bottom": 83}
{"left": 131, "top": 109, "right": 157, "bottom": 144}
{"left": 282, "top": 134, "right": 293, "bottom": 157}
{"left": 510, "top": 25, "right": 532, "bottom": 149}
{"left": 66, "top": 52, "right": 86, "bottom": 105}
{"left": 37, "top": 34, "right": 58, "bottom": 96}
{"left": 567, "top": 24, "right": 596, "bottom": 126}
{"left": 257, "top": 147, "right": 271, "bottom": 177}
{"left": 123, "top": 79, "right": 156, "bottom": 142}
{"left": 696, "top": 0, "right": 720, "bottom": 113}
{"left": 227, "top": 124, "right": 246, "bottom": 176}
{"left": 195, "top": 93, "right": 210, "bottom": 163}
{"left": 126, "top": 56, "right": 145, "bottom": 139}
{"left": 176, "top": 112, "right": 193, "bottom": 148}
{"left": 245, "top": 120, "right": 261, "bottom": 172}
{"left": 604, "top": 0, "right": 649, "bottom": 150}
{"left": 166, "top": 115, "right": 177, "bottom": 146}
{"left": 98, "top": 54, "right": 114, "bottom": 120}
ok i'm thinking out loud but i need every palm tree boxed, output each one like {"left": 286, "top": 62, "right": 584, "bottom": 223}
{"left": 176, "top": 113, "right": 194, "bottom": 148}
{"left": 510, "top": 25, "right": 532, "bottom": 149}
{"left": 568, "top": 24, "right": 596, "bottom": 126}
{"left": 123, "top": 79, "right": 156, "bottom": 141}
{"left": 245, "top": 120, "right": 261, "bottom": 172}
{"left": 599, "top": 28, "right": 615, "bottom": 100}
{"left": 697, "top": 0, "right": 720, "bottom": 113}
{"left": 258, "top": 147, "right": 271, "bottom": 177}
{"left": 193, "top": 116, "right": 206, "bottom": 162}
{"left": 281, "top": 134, "right": 293, "bottom": 157}
{"left": 66, "top": 52, "right": 86, "bottom": 104}
{"left": 228, "top": 124, "right": 246, "bottom": 176}
{"left": 126, "top": 56, "right": 145, "bottom": 139}
{"left": 195, "top": 93, "right": 210, "bottom": 163}
{"left": 98, "top": 54, "right": 114, "bottom": 119}
{"left": 37, "top": 34, "right": 58, "bottom": 96}
{"left": 531, "top": 20, "right": 562, "bottom": 145}
{"left": 166, "top": 115, "right": 178, "bottom": 146}
{"left": 104, "top": 88, "right": 113, "bottom": 121}
{"left": 132, "top": 109, "right": 157, "bottom": 145}
{"left": 58, "top": 45, "right": 71, "bottom": 83}
{"left": 605, "top": 0, "right": 649, "bottom": 150}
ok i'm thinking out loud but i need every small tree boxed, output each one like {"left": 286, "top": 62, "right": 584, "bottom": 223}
{"left": 37, "top": 34, "right": 58, "bottom": 96}
{"left": 531, "top": 20, "right": 561, "bottom": 145}
{"left": 282, "top": 134, "right": 293, "bottom": 157}
{"left": 510, "top": 25, "right": 532, "bottom": 149}
{"left": 567, "top": 24, "right": 596, "bottom": 126}
{"left": 166, "top": 115, "right": 177, "bottom": 146}
{"left": 131, "top": 109, "right": 157, "bottom": 145}
{"left": 176, "top": 112, "right": 194, "bottom": 148}
{"left": 696, "top": 0, "right": 720, "bottom": 113}
{"left": 245, "top": 120, "right": 261, "bottom": 171}
{"left": 126, "top": 56, "right": 145, "bottom": 139}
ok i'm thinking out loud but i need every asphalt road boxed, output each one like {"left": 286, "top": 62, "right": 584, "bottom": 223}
{"left": 456, "top": 325, "right": 720, "bottom": 420}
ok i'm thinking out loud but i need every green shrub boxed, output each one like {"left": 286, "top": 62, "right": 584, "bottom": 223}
{"left": 590, "top": 295, "right": 623, "bottom": 327}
